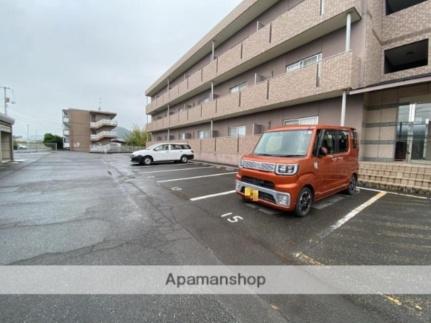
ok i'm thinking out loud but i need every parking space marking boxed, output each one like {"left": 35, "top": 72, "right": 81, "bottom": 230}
{"left": 158, "top": 172, "right": 236, "bottom": 184}
{"left": 190, "top": 190, "right": 236, "bottom": 202}
{"left": 359, "top": 186, "right": 429, "bottom": 200}
{"left": 139, "top": 166, "right": 213, "bottom": 174}
{"left": 319, "top": 191, "right": 387, "bottom": 239}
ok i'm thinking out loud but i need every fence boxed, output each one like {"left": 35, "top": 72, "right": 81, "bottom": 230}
{"left": 90, "top": 144, "right": 146, "bottom": 154}
{"left": 14, "top": 142, "right": 57, "bottom": 153}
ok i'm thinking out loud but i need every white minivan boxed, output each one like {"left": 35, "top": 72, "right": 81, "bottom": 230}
{"left": 131, "top": 143, "right": 194, "bottom": 165}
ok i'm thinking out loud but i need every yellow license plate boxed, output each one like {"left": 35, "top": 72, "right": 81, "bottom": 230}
{"left": 244, "top": 187, "right": 259, "bottom": 201}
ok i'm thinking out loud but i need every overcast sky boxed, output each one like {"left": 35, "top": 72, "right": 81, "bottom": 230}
{"left": 1, "top": 0, "right": 242, "bottom": 138}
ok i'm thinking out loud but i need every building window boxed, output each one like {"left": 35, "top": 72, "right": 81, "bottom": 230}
{"left": 286, "top": 53, "right": 322, "bottom": 72}
{"left": 228, "top": 126, "right": 246, "bottom": 137}
{"left": 284, "top": 116, "right": 319, "bottom": 126}
{"left": 386, "top": 0, "right": 427, "bottom": 15}
{"left": 229, "top": 82, "right": 248, "bottom": 94}
{"left": 197, "top": 130, "right": 210, "bottom": 139}
{"left": 384, "top": 39, "right": 429, "bottom": 74}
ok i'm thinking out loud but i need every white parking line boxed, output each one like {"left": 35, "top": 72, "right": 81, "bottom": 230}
{"left": 319, "top": 191, "right": 387, "bottom": 239}
{"left": 158, "top": 172, "right": 236, "bottom": 184}
{"left": 359, "top": 186, "right": 429, "bottom": 200}
{"left": 140, "top": 166, "right": 212, "bottom": 174}
{"left": 190, "top": 190, "right": 236, "bottom": 202}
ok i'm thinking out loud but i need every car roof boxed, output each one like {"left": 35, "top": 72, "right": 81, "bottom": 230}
{"left": 267, "top": 124, "right": 356, "bottom": 132}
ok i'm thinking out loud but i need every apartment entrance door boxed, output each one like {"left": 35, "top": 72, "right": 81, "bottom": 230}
{"left": 395, "top": 101, "right": 431, "bottom": 163}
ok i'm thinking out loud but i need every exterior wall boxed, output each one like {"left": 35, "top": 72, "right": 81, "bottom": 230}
{"left": 363, "top": 0, "right": 431, "bottom": 86}
{"left": 146, "top": 0, "right": 431, "bottom": 167}
{"left": 0, "top": 115, "right": 14, "bottom": 161}
{"left": 362, "top": 82, "right": 431, "bottom": 161}
{"left": 146, "top": 0, "right": 362, "bottom": 114}
{"left": 69, "top": 110, "right": 91, "bottom": 152}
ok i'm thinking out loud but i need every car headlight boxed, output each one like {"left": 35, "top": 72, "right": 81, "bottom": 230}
{"left": 275, "top": 164, "right": 298, "bottom": 175}
{"left": 239, "top": 159, "right": 244, "bottom": 168}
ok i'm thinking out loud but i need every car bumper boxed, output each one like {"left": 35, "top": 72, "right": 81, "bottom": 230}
{"left": 131, "top": 156, "right": 141, "bottom": 163}
{"left": 235, "top": 180, "right": 292, "bottom": 210}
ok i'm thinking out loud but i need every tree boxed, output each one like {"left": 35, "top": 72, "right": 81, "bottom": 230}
{"left": 125, "top": 126, "right": 150, "bottom": 147}
{"left": 43, "top": 133, "right": 63, "bottom": 149}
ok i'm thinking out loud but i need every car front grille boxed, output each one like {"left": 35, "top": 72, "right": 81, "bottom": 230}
{"left": 242, "top": 160, "right": 276, "bottom": 172}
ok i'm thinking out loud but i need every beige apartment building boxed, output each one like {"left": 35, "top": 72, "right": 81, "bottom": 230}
{"left": 62, "top": 108, "right": 117, "bottom": 152}
{"left": 0, "top": 112, "right": 14, "bottom": 162}
{"left": 145, "top": 0, "right": 431, "bottom": 172}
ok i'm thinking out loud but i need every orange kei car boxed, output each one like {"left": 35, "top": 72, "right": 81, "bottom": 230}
{"left": 236, "top": 125, "right": 359, "bottom": 217}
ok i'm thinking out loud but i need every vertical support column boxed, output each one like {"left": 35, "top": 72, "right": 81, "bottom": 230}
{"left": 211, "top": 41, "right": 215, "bottom": 61}
{"left": 210, "top": 120, "right": 214, "bottom": 138}
{"left": 341, "top": 91, "right": 347, "bottom": 126}
{"left": 345, "top": 13, "right": 352, "bottom": 52}
{"left": 211, "top": 82, "right": 214, "bottom": 101}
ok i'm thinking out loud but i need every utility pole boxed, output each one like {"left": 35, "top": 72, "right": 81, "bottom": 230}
{"left": 1, "top": 86, "right": 11, "bottom": 115}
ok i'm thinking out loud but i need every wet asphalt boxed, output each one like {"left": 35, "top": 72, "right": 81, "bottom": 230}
{"left": 0, "top": 151, "right": 430, "bottom": 322}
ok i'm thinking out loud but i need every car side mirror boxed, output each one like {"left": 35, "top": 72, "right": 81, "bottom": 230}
{"left": 319, "top": 147, "right": 328, "bottom": 157}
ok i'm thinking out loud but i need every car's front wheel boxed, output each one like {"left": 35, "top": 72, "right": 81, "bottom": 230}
{"left": 294, "top": 187, "right": 313, "bottom": 217}
{"left": 180, "top": 155, "right": 188, "bottom": 163}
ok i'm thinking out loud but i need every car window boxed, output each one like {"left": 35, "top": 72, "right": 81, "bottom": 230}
{"left": 336, "top": 131, "right": 349, "bottom": 153}
{"left": 321, "top": 130, "right": 336, "bottom": 155}
{"left": 171, "top": 144, "right": 183, "bottom": 150}
{"left": 154, "top": 144, "right": 169, "bottom": 151}
{"left": 181, "top": 144, "right": 191, "bottom": 149}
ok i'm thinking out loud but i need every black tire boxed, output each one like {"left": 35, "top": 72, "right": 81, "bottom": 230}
{"left": 294, "top": 187, "right": 313, "bottom": 217}
{"left": 142, "top": 156, "right": 152, "bottom": 166}
{"left": 346, "top": 174, "right": 357, "bottom": 195}
{"left": 180, "top": 155, "right": 188, "bottom": 163}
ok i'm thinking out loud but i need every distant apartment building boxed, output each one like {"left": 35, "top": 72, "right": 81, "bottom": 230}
{"left": 0, "top": 112, "right": 14, "bottom": 162}
{"left": 62, "top": 108, "right": 117, "bottom": 152}
{"left": 144, "top": 0, "right": 431, "bottom": 166}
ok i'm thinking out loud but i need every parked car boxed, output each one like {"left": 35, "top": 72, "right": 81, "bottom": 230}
{"left": 236, "top": 125, "right": 359, "bottom": 217}
{"left": 131, "top": 143, "right": 194, "bottom": 165}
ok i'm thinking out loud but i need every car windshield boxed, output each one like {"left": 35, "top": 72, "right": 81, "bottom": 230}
{"left": 254, "top": 130, "right": 313, "bottom": 157}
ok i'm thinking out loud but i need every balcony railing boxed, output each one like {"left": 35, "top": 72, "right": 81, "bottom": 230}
{"left": 90, "top": 119, "right": 117, "bottom": 129}
{"left": 63, "top": 129, "right": 70, "bottom": 136}
{"left": 91, "top": 131, "right": 117, "bottom": 141}
{"left": 147, "top": 51, "right": 360, "bottom": 133}
{"left": 146, "top": 0, "right": 361, "bottom": 115}
{"left": 63, "top": 117, "right": 69, "bottom": 124}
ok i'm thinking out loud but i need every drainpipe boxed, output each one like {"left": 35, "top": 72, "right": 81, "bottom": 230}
{"left": 341, "top": 91, "right": 347, "bottom": 126}
{"left": 345, "top": 13, "right": 352, "bottom": 52}
{"left": 167, "top": 104, "right": 170, "bottom": 142}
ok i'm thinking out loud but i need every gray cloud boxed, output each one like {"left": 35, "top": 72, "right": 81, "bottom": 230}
{"left": 0, "top": 0, "right": 242, "bottom": 138}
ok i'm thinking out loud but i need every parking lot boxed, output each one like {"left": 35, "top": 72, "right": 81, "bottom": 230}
{"left": 1, "top": 151, "right": 431, "bottom": 322}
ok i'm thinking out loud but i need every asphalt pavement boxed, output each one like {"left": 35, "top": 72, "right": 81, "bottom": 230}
{"left": 0, "top": 151, "right": 430, "bottom": 322}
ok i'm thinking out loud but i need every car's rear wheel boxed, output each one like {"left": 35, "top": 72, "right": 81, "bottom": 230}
{"left": 180, "top": 155, "right": 188, "bottom": 163}
{"left": 294, "top": 187, "right": 313, "bottom": 217}
{"left": 346, "top": 174, "right": 357, "bottom": 195}
{"left": 142, "top": 156, "right": 152, "bottom": 166}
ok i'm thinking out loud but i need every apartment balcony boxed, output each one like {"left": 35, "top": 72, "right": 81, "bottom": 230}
{"left": 63, "top": 117, "right": 69, "bottom": 124}
{"left": 146, "top": 0, "right": 361, "bottom": 115}
{"left": 63, "top": 129, "right": 70, "bottom": 136}
{"left": 63, "top": 143, "right": 70, "bottom": 149}
{"left": 90, "top": 131, "right": 117, "bottom": 142}
{"left": 90, "top": 119, "right": 117, "bottom": 129}
{"left": 147, "top": 51, "right": 361, "bottom": 132}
